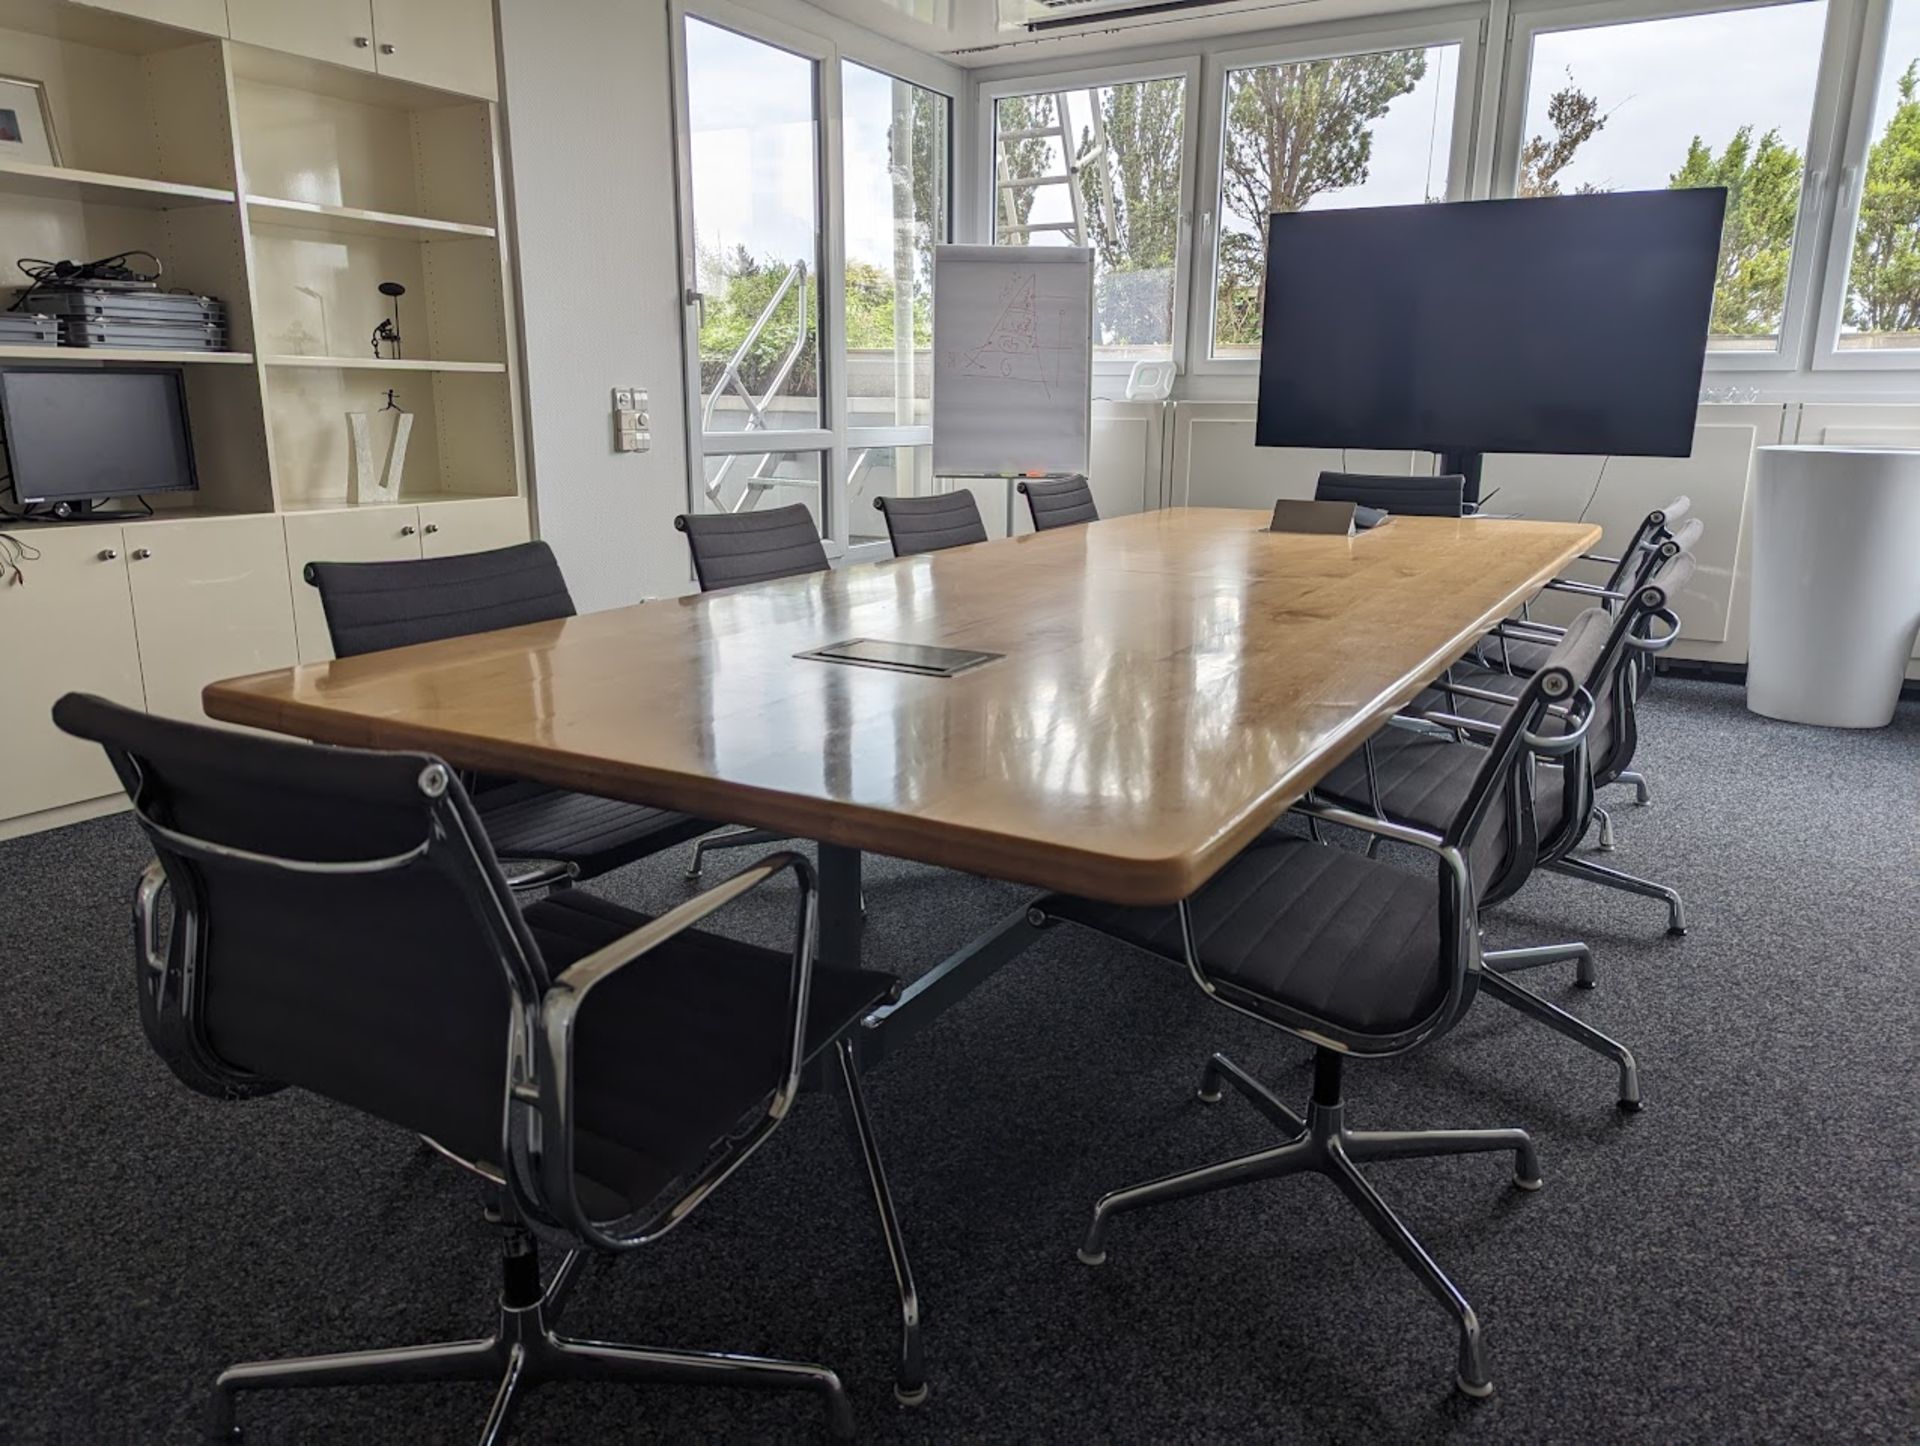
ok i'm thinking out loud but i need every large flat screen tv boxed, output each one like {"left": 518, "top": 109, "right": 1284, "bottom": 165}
{"left": 0, "top": 365, "right": 198, "bottom": 513}
{"left": 1254, "top": 190, "right": 1726, "bottom": 501}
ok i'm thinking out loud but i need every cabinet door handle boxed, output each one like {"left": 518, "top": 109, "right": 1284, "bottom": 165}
{"left": 98, "top": 548, "right": 119, "bottom": 561}
{"left": 422, "top": 523, "right": 439, "bottom": 534}
{"left": 353, "top": 34, "right": 370, "bottom": 47}
{"left": 380, "top": 42, "right": 395, "bottom": 54}
{"left": 131, "top": 547, "right": 152, "bottom": 561}
{"left": 400, "top": 524, "right": 417, "bottom": 537}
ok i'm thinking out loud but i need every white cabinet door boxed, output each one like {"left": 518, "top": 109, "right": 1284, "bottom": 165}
{"left": 417, "top": 496, "right": 528, "bottom": 558}
{"left": 125, "top": 516, "right": 299, "bottom": 725}
{"left": 372, "top": 0, "right": 498, "bottom": 98}
{"left": 73, "top": 0, "right": 229, "bottom": 35}
{"left": 0, "top": 527, "right": 146, "bottom": 821}
{"left": 227, "top": 0, "right": 377, "bottom": 72}
{"left": 283, "top": 506, "right": 422, "bottom": 662}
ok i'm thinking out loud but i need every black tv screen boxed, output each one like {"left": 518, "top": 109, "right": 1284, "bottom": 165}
{"left": 0, "top": 366, "right": 198, "bottom": 505}
{"left": 1254, "top": 190, "right": 1726, "bottom": 460}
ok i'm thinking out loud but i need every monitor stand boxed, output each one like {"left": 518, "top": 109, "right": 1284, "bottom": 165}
{"left": 1437, "top": 450, "right": 1484, "bottom": 510}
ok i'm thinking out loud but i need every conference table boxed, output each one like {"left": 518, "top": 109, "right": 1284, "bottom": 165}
{"left": 204, "top": 507, "right": 1599, "bottom": 1061}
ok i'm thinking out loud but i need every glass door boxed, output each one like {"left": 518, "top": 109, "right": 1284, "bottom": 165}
{"left": 675, "top": 14, "right": 832, "bottom": 531}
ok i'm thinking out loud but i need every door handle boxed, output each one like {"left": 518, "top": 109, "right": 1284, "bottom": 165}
{"left": 353, "top": 35, "right": 370, "bottom": 47}
{"left": 98, "top": 548, "right": 118, "bottom": 561}
{"left": 131, "top": 547, "right": 152, "bottom": 560}
{"left": 400, "top": 525, "right": 417, "bottom": 537}
{"left": 422, "top": 523, "right": 439, "bottom": 535}
{"left": 380, "top": 42, "right": 395, "bottom": 54}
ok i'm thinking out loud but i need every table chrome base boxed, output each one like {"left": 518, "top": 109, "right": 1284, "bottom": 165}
{"left": 209, "top": 1235, "right": 856, "bottom": 1443}
{"left": 1076, "top": 1048, "right": 1539, "bottom": 1399}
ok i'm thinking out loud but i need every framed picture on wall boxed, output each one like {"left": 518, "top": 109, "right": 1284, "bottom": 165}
{"left": 0, "top": 75, "right": 61, "bottom": 167}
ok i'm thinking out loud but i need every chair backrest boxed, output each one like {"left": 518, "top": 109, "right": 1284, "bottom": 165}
{"left": 305, "top": 540, "right": 575, "bottom": 659}
{"left": 1314, "top": 471, "right": 1466, "bottom": 517}
{"left": 52, "top": 693, "right": 542, "bottom": 1180}
{"left": 1591, "top": 543, "right": 1695, "bottom": 789}
{"left": 1601, "top": 495, "right": 1691, "bottom": 594}
{"left": 874, "top": 491, "right": 988, "bottom": 556}
{"left": 674, "top": 504, "right": 830, "bottom": 591}
{"left": 1017, "top": 475, "right": 1099, "bottom": 531}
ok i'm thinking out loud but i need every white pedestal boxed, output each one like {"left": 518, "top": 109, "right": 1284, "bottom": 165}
{"left": 1747, "top": 445, "right": 1920, "bottom": 728}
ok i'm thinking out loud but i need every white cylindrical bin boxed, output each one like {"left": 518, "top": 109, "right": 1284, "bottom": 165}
{"left": 1747, "top": 445, "right": 1920, "bottom": 728}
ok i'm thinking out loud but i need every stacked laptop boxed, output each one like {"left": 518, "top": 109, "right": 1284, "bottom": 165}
{"left": 28, "top": 288, "right": 230, "bottom": 351}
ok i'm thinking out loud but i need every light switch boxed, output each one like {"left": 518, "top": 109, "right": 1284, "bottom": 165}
{"left": 612, "top": 386, "right": 650, "bottom": 453}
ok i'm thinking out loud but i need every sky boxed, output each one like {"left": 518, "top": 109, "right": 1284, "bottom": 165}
{"left": 1525, "top": 0, "right": 1830, "bottom": 193}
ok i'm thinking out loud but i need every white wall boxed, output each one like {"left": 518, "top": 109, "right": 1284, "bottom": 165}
{"left": 498, "top": 0, "right": 693, "bottom": 611}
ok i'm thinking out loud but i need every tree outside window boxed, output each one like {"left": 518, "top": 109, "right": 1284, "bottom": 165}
{"left": 1840, "top": 0, "right": 1920, "bottom": 348}
{"left": 1211, "top": 45, "right": 1458, "bottom": 357}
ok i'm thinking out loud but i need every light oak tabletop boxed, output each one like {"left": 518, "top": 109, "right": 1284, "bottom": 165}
{"left": 205, "top": 508, "right": 1599, "bottom": 903}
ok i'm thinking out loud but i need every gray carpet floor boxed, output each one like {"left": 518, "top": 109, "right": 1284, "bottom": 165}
{"left": 2, "top": 679, "right": 1915, "bottom": 1444}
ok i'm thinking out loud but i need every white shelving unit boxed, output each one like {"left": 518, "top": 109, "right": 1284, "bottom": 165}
{"left": 0, "top": 0, "right": 527, "bottom": 839}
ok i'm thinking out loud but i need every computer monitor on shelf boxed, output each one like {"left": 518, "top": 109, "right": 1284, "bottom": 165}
{"left": 0, "top": 365, "right": 198, "bottom": 517}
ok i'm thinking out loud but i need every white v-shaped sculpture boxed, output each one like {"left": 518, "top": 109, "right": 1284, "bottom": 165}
{"left": 346, "top": 408, "right": 414, "bottom": 505}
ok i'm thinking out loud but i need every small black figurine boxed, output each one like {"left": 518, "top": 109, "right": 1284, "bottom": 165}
{"left": 370, "top": 281, "right": 406, "bottom": 360}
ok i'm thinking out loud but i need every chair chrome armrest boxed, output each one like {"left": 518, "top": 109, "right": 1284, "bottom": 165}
{"left": 1494, "top": 618, "right": 1567, "bottom": 642}
{"left": 1627, "top": 606, "right": 1682, "bottom": 653}
{"left": 1432, "top": 681, "right": 1576, "bottom": 719}
{"left": 1543, "top": 578, "right": 1628, "bottom": 601}
{"left": 524, "top": 852, "right": 817, "bottom": 1252}
{"left": 1417, "top": 710, "right": 1504, "bottom": 741}
{"left": 1291, "top": 798, "right": 1447, "bottom": 854}
{"left": 1579, "top": 551, "right": 1623, "bottom": 567}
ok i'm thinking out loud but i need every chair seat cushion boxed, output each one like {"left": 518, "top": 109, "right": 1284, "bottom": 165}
{"left": 523, "top": 891, "right": 896, "bottom": 1218}
{"left": 1041, "top": 838, "right": 1446, "bottom": 1041}
{"left": 477, "top": 780, "right": 713, "bottom": 877}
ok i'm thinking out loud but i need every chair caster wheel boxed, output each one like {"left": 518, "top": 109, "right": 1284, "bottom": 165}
{"left": 895, "top": 1382, "right": 930, "bottom": 1408}
{"left": 1195, "top": 1087, "right": 1222, "bottom": 1104}
{"left": 1456, "top": 1373, "right": 1494, "bottom": 1399}
{"left": 1076, "top": 1246, "right": 1107, "bottom": 1266}
{"left": 1513, "top": 1173, "right": 1543, "bottom": 1192}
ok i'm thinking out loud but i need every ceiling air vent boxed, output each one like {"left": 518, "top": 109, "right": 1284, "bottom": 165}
{"left": 1001, "top": 0, "right": 1254, "bottom": 33}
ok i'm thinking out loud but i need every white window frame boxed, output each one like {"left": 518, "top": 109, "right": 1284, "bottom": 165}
{"left": 1190, "top": 13, "right": 1487, "bottom": 376}
{"left": 668, "top": 0, "right": 962, "bottom": 556}
{"left": 976, "top": 55, "right": 1204, "bottom": 379}
{"left": 1811, "top": 0, "right": 1920, "bottom": 366}
{"left": 1494, "top": 0, "right": 1860, "bottom": 372}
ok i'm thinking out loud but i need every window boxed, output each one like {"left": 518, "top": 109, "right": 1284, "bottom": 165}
{"left": 990, "top": 70, "right": 1192, "bottom": 360}
{"left": 684, "top": 16, "right": 822, "bottom": 452}
{"left": 1835, "top": 0, "right": 1920, "bottom": 351}
{"left": 1211, "top": 42, "right": 1462, "bottom": 358}
{"left": 1515, "top": 1, "right": 1830, "bottom": 353}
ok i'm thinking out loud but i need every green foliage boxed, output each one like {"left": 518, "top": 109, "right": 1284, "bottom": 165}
{"left": 1214, "top": 51, "right": 1430, "bottom": 346}
{"left": 1848, "top": 61, "right": 1920, "bottom": 338}
{"left": 1669, "top": 126, "right": 1803, "bottom": 337}
{"left": 1519, "top": 80, "right": 1609, "bottom": 197}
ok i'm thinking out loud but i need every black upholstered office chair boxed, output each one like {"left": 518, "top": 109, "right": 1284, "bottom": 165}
{"left": 1475, "top": 497, "right": 1694, "bottom": 682}
{"left": 873, "top": 491, "right": 988, "bottom": 556}
{"left": 1386, "top": 547, "right": 1697, "bottom": 938}
{"left": 672, "top": 505, "right": 833, "bottom": 881}
{"left": 1315, "top": 471, "right": 1467, "bottom": 516}
{"left": 305, "top": 542, "right": 715, "bottom": 890}
{"left": 52, "top": 694, "right": 924, "bottom": 1441}
{"left": 1472, "top": 506, "right": 1699, "bottom": 833}
{"left": 1030, "top": 635, "right": 1600, "bottom": 1399}
{"left": 1016, "top": 475, "right": 1098, "bottom": 531}
{"left": 674, "top": 503, "right": 830, "bottom": 591}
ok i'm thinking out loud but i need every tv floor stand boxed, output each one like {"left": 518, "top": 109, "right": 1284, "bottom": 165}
{"left": 1438, "top": 450, "right": 1485, "bottom": 509}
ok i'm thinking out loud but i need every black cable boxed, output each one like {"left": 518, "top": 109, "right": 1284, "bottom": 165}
{"left": 1576, "top": 456, "right": 1612, "bottom": 523}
